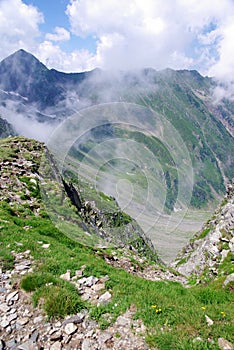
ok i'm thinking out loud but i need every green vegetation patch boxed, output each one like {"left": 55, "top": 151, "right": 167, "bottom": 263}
{"left": 0, "top": 198, "right": 233, "bottom": 348}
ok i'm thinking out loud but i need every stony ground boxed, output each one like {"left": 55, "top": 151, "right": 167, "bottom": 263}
{"left": 0, "top": 243, "right": 189, "bottom": 350}
{"left": 1, "top": 249, "right": 233, "bottom": 350}
{"left": 0, "top": 249, "right": 151, "bottom": 350}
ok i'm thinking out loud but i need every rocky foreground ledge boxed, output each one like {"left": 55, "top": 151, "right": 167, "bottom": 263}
{"left": 0, "top": 249, "right": 150, "bottom": 350}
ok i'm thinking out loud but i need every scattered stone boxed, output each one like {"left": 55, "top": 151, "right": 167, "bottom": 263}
{"left": 86, "top": 329, "right": 94, "bottom": 337}
{"left": 15, "top": 263, "right": 31, "bottom": 272}
{"left": 221, "top": 249, "right": 229, "bottom": 261}
{"left": 17, "top": 317, "right": 29, "bottom": 326}
{"left": 5, "top": 339, "right": 16, "bottom": 349}
{"left": 77, "top": 276, "right": 98, "bottom": 287}
{"left": 7, "top": 312, "right": 18, "bottom": 323}
{"left": 6, "top": 291, "right": 19, "bottom": 303}
{"left": 63, "top": 313, "right": 86, "bottom": 325}
{"left": 9, "top": 307, "right": 17, "bottom": 314}
{"left": 33, "top": 315, "right": 44, "bottom": 324}
{"left": 223, "top": 273, "right": 234, "bottom": 288}
{"left": 50, "top": 331, "right": 62, "bottom": 341}
{"left": 92, "top": 283, "right": 105, "bottom": 292}
{"left": 18, "top": 340, "right": 35, "bottom": 350}
{"left": 30, "top": 330, "right": 39, "bottom": 343}
{"left": 81, "top": 338, "right": 94, "bottom": 350}
{"left": 97, "top": 291, "right": 112, "bottom": 306}
{"left": 50, "top": 341, "right": 62, "bottom": 350}
{"left": 218, "top": 338, "right": 233, "bottom": 350}
{"left": 63, "top": 334, "right": 72, "bottom": 344}
{"left": 0, "top": 339, "right": 5, "bottom": 350}
{"left": 15, "top": 242, "right": 23, "bottom": 246}
{"left": 116, "top": 314, "right": 130, "bottom": 327}
{"left": 5, "top": 326, "right": 12, "bottom": 334}
{"left": 42, "top": 243, "right": 50, "bottom": 249}
{"left": 54, "top": 321, "right": 62, "bottom": 328}
{"left": 84, "top": 276, "right": 98, "bottom": 287}
{"left": 205, "top": 315, "right": 214, "bottom": 326}
{"left": 60, "top": 270, "right": 71, "bottom": 281}
{"left": 97, "top": 331, "right": 113, "bottom": 345}
{"left": 193, "top": 337, "right": 203, "bottom": 343}
{"left": 0, "top": 303, "right": 10, "bottom": 312}
{"left": 75, "top": 269, "right": 83, "bottom": 278}
{"left": 0, "top": 319, "right": 10, "bottom": 328}
{"left": 64, "top": 323, "right": 77, "bottom": 335}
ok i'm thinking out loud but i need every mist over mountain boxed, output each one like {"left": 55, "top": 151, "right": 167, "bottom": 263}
{"left": 0, "top": 49, "right": 233, "bottom": 228}
{"left": 0, "top": 50, "right": 233, "bottom": 133}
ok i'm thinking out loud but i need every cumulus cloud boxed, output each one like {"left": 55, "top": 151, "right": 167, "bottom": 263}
{"left": 45, "top": 27, "right": 71, "bottom": 42}
{"left": 0, "top": 0, "right": 43, "bottom": 60}
{"left": 65, "top": 0, "right": 234, "bottom": 73}
{"left": 36, "top": 40, "right": 95, "bottom": 72}
{"left": 208, "top": 17, "right": 234, "bottom": 100}
{"left": 1, "top": 0, "right": 234, "bottom": 98}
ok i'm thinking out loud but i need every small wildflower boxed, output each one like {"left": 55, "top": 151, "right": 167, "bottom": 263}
{"left": 151, "top": 305, "right": 157, "bottom": 309}
{"left": 201, "top": 306, "right": 206, "bottom": 310}
{"left": 156, "top": 309, "right": 162, "bottom": 314}
{"left": 220, "top": 312, "right": 226, "bottom": 317}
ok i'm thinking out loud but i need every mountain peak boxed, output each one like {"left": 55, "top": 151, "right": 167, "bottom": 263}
{"left": 0, "top": 49, "right": 50, "bottom": 104}
{"left": 0, "top": 49, "right": 47, "bottom": 70}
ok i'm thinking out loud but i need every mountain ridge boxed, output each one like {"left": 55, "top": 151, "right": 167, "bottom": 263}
{"left": 0, "top": 135, "right": 233, "bottom": 349}
{"left": 0, "top": 49, "right": 234, "bottom": 259}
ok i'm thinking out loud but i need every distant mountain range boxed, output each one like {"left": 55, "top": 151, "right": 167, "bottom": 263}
{"left": 0, "top": 49, "right": 233, "bottom": 213}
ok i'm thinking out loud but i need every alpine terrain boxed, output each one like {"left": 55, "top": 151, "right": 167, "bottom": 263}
{"left": 0, "top": 49, "right": 233, "bottom": 349}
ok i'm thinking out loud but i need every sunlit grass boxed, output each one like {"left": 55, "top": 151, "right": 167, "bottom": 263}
{"left": 0, "top": 199, "right": 233, "bottom": 348}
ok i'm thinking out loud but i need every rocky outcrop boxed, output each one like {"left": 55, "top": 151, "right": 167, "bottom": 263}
{"left": 0, "top": 137, "right": 43, "bottom": 212}
{"left": 173, "top": 180, "right": 234, "bottom": 279}
{"left": 0, "top": 136, "right": 158, "bottom": 262}
{"left": 41, "top": 151, "right": 159, "bottom": 262}
{"left": 0, "top": 117, "right": 15, "bottom": 139}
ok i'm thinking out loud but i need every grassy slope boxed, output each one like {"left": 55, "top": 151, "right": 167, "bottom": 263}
{"left": 0, "top": 137, "right": 233, "bottom": 349}
{"left": 128, "top": 70, "right": 234, "bottom": 208}
{"left": 1, "top": 201, "right": 233, "bottom": 349}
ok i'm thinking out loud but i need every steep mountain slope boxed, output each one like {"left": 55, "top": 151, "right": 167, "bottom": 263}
{"left": 173, "top": 180, "right": 234, "bottom": 284}
{"left": 0, "top": 50, "right": 233, "bottom": 211}
{"left": 0, "top": 116, "right": 15, "bottom": 138}
{"left": 0, "top": 50, "right": 234, "bottom": 262}
{"left": 0, "top": 136, "right": 157, "bottom": 260}
{"left": 0, "top": 136, "right": 233, "bottom": 350}
{"left": 0, "top": 49, "right": 92, "bottom": 109}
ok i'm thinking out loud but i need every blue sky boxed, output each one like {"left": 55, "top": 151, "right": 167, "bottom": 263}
{"left": 23, "top": 0, "right": 97, "bottom": 53}
{"left": 1, "top": 0, "right": 234, "bottom": 96}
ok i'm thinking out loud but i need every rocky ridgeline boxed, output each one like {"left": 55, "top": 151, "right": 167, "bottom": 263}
{"left": 0, "top": 138, "right": 42, "bottom": 212}
{"left": 0, "top": 137, "right": 158, "bottom": 261}
{"left": 0, "top": 250, "right": 149, "bottom": 350}
{"left": 173, "top": 180, "right": 234, "bottom": 282}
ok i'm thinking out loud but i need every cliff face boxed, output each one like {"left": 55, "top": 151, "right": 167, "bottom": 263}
{"left": 0, "top": 117, "right": 15, "bottom": 138}
{"left": 0, "top": 136, "right": 158, "bottom": 262}
{"left": 173, "top": 180, "right": 234, "bottom": 282}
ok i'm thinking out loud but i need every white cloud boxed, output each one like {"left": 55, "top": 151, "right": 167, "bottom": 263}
{"left": 45, "top": 27, "right": 71, "bottom": 42}
{"left": 209, "top": 18, "right": 234, "bottom": 80}
{"left": 208, "top": 17, "right": 234, "bottom": 100}
{"left": 36, "top": 40, "right": 96, "bottom": 72}
{"left": 1, "top": 0, "right": 234, "bottom": 96}
{"left": 65, "top": 0, "right": 234, "bottom": 73}
{"left": 0, "top": 0, "right": 43, "bottom": 60}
